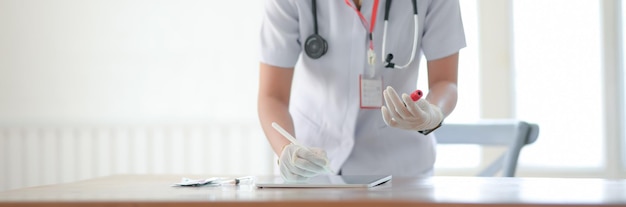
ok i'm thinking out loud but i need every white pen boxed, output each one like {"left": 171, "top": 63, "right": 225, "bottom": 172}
{"left": 271, "top": 122, "right": 300, "bottom": 145}
{"left": 271, "top": 122, "right": 335, "bottom": 174}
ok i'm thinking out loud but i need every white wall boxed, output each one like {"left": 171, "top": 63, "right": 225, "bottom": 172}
{"left": 0, "top": 0, "right": 273, "bottom": 192}
{"left": 0, "top": 0, "right": 262, "bottom": 124}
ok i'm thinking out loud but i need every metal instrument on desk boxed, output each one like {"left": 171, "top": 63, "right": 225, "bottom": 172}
{"left": 172, "top": 176, "right": 254, "bottom": 187}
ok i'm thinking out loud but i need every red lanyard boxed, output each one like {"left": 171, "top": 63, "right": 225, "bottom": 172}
{"left": 345, "top": 0, "right": 380, "bottom": 51}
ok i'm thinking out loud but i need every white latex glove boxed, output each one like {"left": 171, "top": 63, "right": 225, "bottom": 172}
{"left": 279, "top": 144, "right": 329, "bottom": 182}
{"left": 381, "top": 86, "right": 443, "bottom": 131}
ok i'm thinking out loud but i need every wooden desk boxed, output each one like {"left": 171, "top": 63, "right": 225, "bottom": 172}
{"left": 1, "top": 174, "right": 625, "bottom": 207}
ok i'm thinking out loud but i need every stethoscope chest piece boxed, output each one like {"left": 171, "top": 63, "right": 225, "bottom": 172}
{"left": 305, "top": 34, "right": 328, "bottom": 59}
{"left": 305, "top": 0, "right": 418, "bottom": 65}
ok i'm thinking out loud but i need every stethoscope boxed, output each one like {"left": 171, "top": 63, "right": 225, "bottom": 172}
{"left": 305, "top": 0, "right": 419, "bottom": 70}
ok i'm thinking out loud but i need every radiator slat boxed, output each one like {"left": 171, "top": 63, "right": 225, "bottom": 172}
{"left": 207, "top": 126, "right": 224, "bottom": 175}
{"left": 187, "top": 127, "right": 204, "bottom": 174}
{"left": 6, "top": 128, "right": 23, "bottom": 190}
{"left": 113, "top": 127, "right": 131, "bottom": 175}
{"left": 77, "top": 128, "right": 94, "bottom": 181}
{"left": 40, "top": 128, "right": 59, "bottom": 187}
{"left": 58, "top": 128, "right": 76, "bottom": 184}
{"left": 133, "top": 127, "right": 149, "bottom": 174}
{"left": 230, "top": 125, "right": 246, "bottom": 174}
{"left": 24, "top": 128, "right": 41, "bottom": 188}
{"left": 169, "top": 126, "right": 185, "bottom": 174}
{"left": 0, "top": 130, "right": 7, "bottom": 190}
{"left": 94, "top": 128, "right": 112, "bottom": 178}
{"left": 150, "top": 126, "right": 165, "bottom": 174}
{"left": 1, "top": 123, "right": 273, "bottom": 192}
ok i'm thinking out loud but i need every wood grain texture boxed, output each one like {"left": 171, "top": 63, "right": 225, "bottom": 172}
{"left": 1, "top": 175, "right": 625, "bottom": 207}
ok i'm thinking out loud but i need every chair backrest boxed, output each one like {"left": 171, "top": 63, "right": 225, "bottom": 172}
{"left": 434, "top": 120, "right": 540, "bottom": 177}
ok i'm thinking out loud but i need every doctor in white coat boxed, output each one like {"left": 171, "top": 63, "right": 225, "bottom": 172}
{"left": 258, "top": 0, "right": 466, "bottom": 181}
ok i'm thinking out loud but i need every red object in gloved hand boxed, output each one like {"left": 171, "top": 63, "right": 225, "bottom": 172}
{"left": 410, "top": 90, "right": 423, "bottom": 102}
{"left": 381, "top": 86, "right": 443, "bottom": 132}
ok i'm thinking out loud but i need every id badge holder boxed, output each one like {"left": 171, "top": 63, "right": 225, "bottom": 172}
{"left": 359, "top": 49, "right": 383, "bottom": 109}
{"left": 359, "top": 74, "right": 383, "bottom": 109}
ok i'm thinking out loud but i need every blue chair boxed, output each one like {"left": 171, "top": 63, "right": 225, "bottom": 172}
{"left": 434, "top": 120, "right": 540, "bottom": 177}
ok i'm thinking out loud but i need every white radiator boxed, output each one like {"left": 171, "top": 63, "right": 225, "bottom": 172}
{"left": 0, "top": 122, "right": 275, "bottom": 192}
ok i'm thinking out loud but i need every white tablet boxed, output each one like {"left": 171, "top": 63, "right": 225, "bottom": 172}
{"left": 255, "top": 175, "right": 392, "bottom": 188}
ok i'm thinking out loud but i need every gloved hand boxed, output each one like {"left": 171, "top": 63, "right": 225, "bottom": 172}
{"left": 381, "top": 86, "right": 443, "bottom": 131}
{"left": 279, "top": 144, "right": 330, "bottom": 182}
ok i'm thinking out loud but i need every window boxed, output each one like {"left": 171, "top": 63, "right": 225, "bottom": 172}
{"left": 514, "top": 0, "right": 604, "bottom": 169}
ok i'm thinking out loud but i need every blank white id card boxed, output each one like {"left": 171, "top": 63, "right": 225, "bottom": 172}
{"left": 359, "top": 75, "right": 383, "bottom": 109}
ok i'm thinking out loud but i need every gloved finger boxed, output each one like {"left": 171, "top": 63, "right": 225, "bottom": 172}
{"left": 307, "top": 148, "right": 336, "bottom": 174}
{"left": 309, "top": 148, "right": 327, "bottom": 158}
{"left": 381, "top": 106, "right": 398, "bottom": 127}
{"left": 294, "top": 147, "right": 328, "bottom": 166}
{"left": 413, "top": 99, "right": 437, "bottom": 121}
{"left": 280, "top": 145, "right": 322, "bottom": 177}
{"left": 402, "top": 93, "right": 422, "bottom": 117}
{"left": 292, "top": 157, "right": 326, "bottom": 174}
{"left": 389, "top": 116, "right": 417, "bottom": 130}
{"left": 292, "top": 148, "right": 328, "bottom": 173}
{"left": 285, "top": 156, "right": 321, "bottom": 177}
{"left": 280, "top": 164, "right": 311, "bottom": 182}
{"left": 384, "top": 87, "right": 413, "bottom": 119}
{"left": 383, "top": 88, "right": 406, "bottom": 121}
{"left": 416, "top": 99, "right": 434, "bottom": 112}
{"left": 417, "top": 99, "right": 444, "bottom": 127}
{"left": 287, "top": 160, "right": 322, "bottom": 178}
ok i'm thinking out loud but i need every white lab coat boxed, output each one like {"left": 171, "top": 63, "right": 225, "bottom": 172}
{"left": 260, "top": 0, "right": 466, "bottom": 176}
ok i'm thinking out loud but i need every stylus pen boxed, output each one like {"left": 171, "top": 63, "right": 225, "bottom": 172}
{"left": 271, "top": 122, "right": 335, "bottom": 174}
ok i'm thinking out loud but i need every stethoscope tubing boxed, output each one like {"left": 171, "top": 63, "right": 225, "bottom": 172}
{"left": 382, "top": 0, "right": 419, "bottom": 69}
{"left": 305, "top": 0, "right": 419, "bottom": 69}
